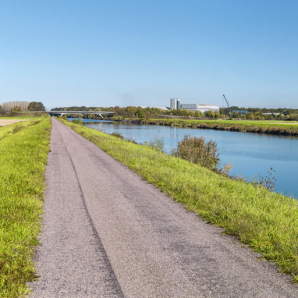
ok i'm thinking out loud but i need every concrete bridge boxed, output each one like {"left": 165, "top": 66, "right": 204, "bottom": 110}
{"left": 48, "top": 111, "right": 114, "bottom": 118}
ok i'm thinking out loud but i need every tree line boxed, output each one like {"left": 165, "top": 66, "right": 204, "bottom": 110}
{"left": 52, "top": 105, "right": 298, "bottom": 121}
{"left": 0, "top": 101, "right": 46, "bottom": 113}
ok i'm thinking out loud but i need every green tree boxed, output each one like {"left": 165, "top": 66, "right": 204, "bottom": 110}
{"left": 126, "top": 106, "right": 138, "bottom": 118}
{"left": 233, "top": 112, "right": 240, "bottom": 118}
{"left": 12, "top": 105, "right": 22, "bottom": 112}
{"left": 28, "top": 101, "right": 46, "bottom": 111}
{"left": 204, "top": 111, "right": 215, "bottom": 118}
{"left": 136, "top": 108, "right": 145, "bottom": 120}
{"left": 194, "top": 111, "right": 203, "bottom": 117}
{"left": 214, "top": 112, "right": 220, "bottom": 118}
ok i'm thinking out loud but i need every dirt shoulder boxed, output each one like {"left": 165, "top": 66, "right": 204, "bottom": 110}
{"left": 0, "top": 119, "right": 26, "bottom": 126}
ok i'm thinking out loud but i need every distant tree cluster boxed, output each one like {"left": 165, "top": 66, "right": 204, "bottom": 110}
{"left": 220, "top": 106, "right": 298, "bottom": 119}
{"left": 51, "top": 105, "right": 298, "bottom": 121}
{"left": 28, "top": 101, "right": 46, "bottom": 111}
{"left": 0, "top": 101, "right": 46, "bottom": 113}
{"left": 1, "top": 101, "right": 29, "bottom": 112}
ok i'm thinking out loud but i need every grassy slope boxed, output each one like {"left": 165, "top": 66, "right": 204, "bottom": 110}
{"left": 0, "top": 117, "right": 34, "bottom": 120}
{"left": 142, "top": 118, "right": 298, "bottom": 135}
{"left": 0, "top": 119, "right": 43, "bottom": 139}
{"left": 61, "top": 119, "right": 298, "bottom": 281}
{"left": 149, "top": 118, "right": 298, "bottom": 127}
{"left": 0, "top": 119, "right": 51, "bottom": 297}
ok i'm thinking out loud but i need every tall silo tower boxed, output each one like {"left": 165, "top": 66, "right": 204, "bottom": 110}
{"left": 170, "top": 98, "right": 180, "bottom": 110}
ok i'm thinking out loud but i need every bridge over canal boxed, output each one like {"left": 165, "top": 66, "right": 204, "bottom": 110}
{"left": 48, "top": 110, "right": 114, "bottom": 118}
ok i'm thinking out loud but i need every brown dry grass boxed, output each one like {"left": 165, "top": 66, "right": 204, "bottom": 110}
{"left": 0, "top": 119, "right": 26, "bottom": 126}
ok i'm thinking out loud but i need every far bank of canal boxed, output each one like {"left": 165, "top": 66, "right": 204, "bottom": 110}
{"left": 77, "top": 119, "right": 298, "bottom": 199}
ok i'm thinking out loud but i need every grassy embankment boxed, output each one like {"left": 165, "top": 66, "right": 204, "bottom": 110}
{"left": 61, "top": 118, "right": 298, "bottom": 281}
{"left": 0, "top": 117, "right": 35, "bottom": 120}
{"left": 0, "top": 112, "right": 47, "bottom": 119}
{"left": 141, "top": 118, "right": 298, "bottom": 136}
{"left": 0, "top": 118, "right": 51, "bottom": 297}
{"left": 0, "top": 120, "right": 37, "bottom": 138}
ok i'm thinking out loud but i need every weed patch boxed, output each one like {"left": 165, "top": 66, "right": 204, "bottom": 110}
{"left": 111, "top": 132, "right": 124, "bottom": 139}
{"left": 12, "top": 124, "right": 25, "bottom": 133}
{"left": 143, "top": 136, "right": 165, "bottom": 152}
{"left": 172, "top": 135, "right": 219, "bottom": 170}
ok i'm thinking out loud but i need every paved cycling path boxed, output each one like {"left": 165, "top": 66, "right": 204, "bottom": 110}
{"left": 30, "top": 118, "right": 298, "bottom": 297}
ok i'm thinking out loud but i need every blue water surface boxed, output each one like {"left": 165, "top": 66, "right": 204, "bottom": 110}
{"left": 76, "top": 119, "right": 298, "bottom": 199}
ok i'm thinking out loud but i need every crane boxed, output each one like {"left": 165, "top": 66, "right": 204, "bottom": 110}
{"left": 223, "top": 94, "right": 233, "bottom": 115}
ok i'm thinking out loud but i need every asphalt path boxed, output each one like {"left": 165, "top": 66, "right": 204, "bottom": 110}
{"left": 29, "top": 118, "right": 298, "bottom": 297}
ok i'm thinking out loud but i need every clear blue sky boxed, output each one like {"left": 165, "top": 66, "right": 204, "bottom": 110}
{"left": 1, "top": 0, "right": 297, "bottom": 110}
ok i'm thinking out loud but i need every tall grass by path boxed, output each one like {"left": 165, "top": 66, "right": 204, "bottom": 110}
{"left": 0, "top": 118, "right": 51, "bottom": 297}
{"left": 61, "top": 118, "right": 298, "bottom": 282}
{"left": 141, "top": 118, "right": 298, "bottom": 136}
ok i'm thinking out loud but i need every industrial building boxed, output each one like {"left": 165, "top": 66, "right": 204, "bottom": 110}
{"left": 170, "top": 98, "right": 180, "bottom": 110}
{"left": 179, "top": 103, "right": 219, "bottom": 113}
{"left": 170, "top": 99, "right": 219, "bottom": 113}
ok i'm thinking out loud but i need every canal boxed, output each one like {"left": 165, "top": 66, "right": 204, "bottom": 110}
{"left": 78, "top": 119, "right": 298, "bottom": 199}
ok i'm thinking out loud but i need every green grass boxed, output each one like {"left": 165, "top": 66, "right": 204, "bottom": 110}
{"left": 0, "top": 117, "right": 33, "bottom": 120}
{"left": 0, "top": 111, "right": 48, "bottom": 116}
{"left": 0, "top": 119, "right": 44, "bottom": 139}
{"left": 0, "top": 118, "right": 51, "bottom": 297}
{"left": 61, "top": 118, "right": 298, "bottom": 282}
{"left": 141, "top": 118, "right": 298, "bottom": 136}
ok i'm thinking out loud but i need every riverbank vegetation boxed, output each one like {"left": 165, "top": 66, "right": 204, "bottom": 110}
{"left": 141, "top": 119, "right": 298, "bottom": 136}
{"left": 61, "top": 118, "right": 298, "bottom": 282}
{"left": 0, "top": 118, "right": 51, "bottom": 297}
{"left": 52, "top": 105, "right": 298, "bottom": 136}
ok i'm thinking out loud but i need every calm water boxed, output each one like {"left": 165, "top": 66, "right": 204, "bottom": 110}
{"left": 78, "top": 119, "right": 298, "bottom": 199}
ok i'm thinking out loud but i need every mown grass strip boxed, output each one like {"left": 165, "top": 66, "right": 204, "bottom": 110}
{"left": 61, "top": 118, "right": 298, "bottom": 282}
{"left": 0, "top": 118, "right": 51, "bottom": 297}
{"left": 141, "top": 118, "right": 298, "bottom": 136}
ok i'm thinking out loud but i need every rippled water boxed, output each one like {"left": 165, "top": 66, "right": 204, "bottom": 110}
{"left": 79, "top": 119, "right": 298, "bottom": 199}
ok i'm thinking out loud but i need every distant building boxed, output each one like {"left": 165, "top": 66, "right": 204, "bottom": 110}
{"left": 170, "top": 99, "right": 219, "bottom": 113}
{"left": 170, "top": 98, "right": 180, "bottom": 110}
{"left": 176, "top": 103, "right": 220, "bottom": 113}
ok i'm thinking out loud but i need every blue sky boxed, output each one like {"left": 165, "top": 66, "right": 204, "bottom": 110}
{"left": 1, "top": 0, "right": 297, "bottom": 110}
